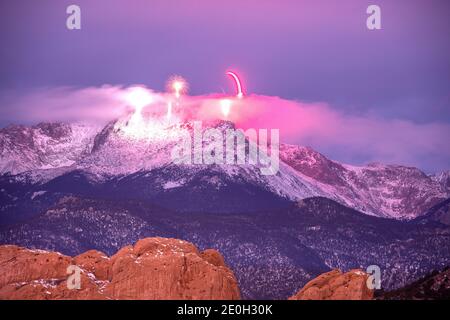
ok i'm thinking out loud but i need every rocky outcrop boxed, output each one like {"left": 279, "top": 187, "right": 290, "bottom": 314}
{"left": 0, "top": 237, "right": 240, "bottom": 300}
{"left": 289, "top": 269, "right": 374, "bottom": 300}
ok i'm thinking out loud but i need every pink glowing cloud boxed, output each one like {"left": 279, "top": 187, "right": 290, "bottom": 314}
{"left": 0, "top": 86, "right": 448, "bottom": 172}
{"left": 0, "top": 86, "right": 138, "bottom": 124}
{"left": 228, "top": 95, "right": 450, "bottom": 170}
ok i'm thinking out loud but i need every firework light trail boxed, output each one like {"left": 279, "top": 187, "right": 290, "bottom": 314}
{"left": 126, "top": 87, "right": 153, "bottom": 117}
{"left": 220, "top": 99, "right": 232, "bottom": 117}
{"left": 167, "top": 101, "right": 172, "bottom": 120}
{"left": 226, "top": 71, "right": 244, "bottom": 99}
{"left": 124, "top": 71, "right": 247, "bottom": 125}
{"left": 167, "top": 76, "right": 188, "bottom": 99}
{"left": 166, "top": 76, "right": 188, "bottom": 120}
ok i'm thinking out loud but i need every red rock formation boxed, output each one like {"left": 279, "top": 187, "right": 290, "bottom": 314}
{"left": 0, "top": 237, "right": 240, "bottom": 300}
{"left": 289, "top": 269, "right": 374, "bottom": 300}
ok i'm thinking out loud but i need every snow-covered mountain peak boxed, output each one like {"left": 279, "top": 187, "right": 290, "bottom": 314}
{"left": 280, "top": 143, "right": 449, "bottom": 219}
{"left": 431, "top": 170, "right": 450, "bottom": 193}
{"left": 0, "top": 118, "right": 448, "bottom": 220}
{"left": 0, "top": 122, "right": 100, "bottom": 175}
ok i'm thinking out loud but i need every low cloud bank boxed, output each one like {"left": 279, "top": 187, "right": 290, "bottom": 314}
{"left": 0, "top": 86, "right": 448, "bottom": 172}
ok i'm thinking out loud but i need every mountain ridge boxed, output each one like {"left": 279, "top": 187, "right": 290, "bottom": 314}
{"left": 1, "top": 119, "right": 448, "bottom": 220}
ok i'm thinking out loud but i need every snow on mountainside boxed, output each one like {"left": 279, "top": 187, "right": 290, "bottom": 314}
{"left": 76, "top": 116, "right": 324, "bottom": 201}
{"left": 0, "top": 118, "right": 448, "bottom": 219}
{"left": 431, "top": 170, "right": 450, "bottom": 193}
{"left": 279, "top": 144, "right": 449, "bottom": 219}
{"left": 0, "top": 122, "right": 100, "bottom": 175}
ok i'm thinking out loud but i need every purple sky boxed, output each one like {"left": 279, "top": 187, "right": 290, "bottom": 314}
{"left": 0, "top": 0, "right": 449, "bottom": 171}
